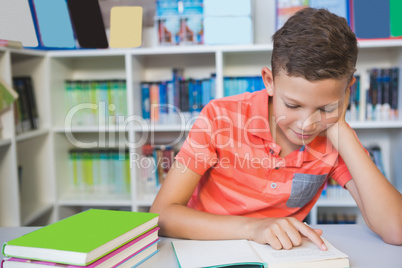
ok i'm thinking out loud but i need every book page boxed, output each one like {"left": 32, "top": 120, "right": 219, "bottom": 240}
{"left": 172, "top": 239, "right": 266, "bottom": 268}
{"left": 249, "top": 237, "right": 348, "bottom": 266}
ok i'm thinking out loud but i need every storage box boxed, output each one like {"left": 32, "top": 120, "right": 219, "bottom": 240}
{"left": 204, "top": 16, "right": 253, "bottom": 45}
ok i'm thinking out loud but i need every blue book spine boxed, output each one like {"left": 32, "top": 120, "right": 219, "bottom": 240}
{"left": 159, "top": 81, "right": 168, "bottom": 124}
{"left": 141, "top": 83, "right": 151, "bottom": 121}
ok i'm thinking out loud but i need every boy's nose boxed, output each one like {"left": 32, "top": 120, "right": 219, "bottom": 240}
{"left": 299, "top": 110, "right": 321, "bottom": 133}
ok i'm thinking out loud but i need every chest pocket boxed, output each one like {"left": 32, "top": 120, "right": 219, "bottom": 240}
{"left": 286, "top": 173, "right": 327, "bottom": 208}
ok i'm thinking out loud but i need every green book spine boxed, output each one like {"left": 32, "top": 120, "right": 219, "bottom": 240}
{"left": 82, "top": 150, "right": 94, "bottom": 192}
{"left": 390, "top": 0, "right": 402, "bottom": 37}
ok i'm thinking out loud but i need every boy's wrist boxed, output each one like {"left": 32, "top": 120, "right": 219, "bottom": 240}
{"left": 327, "top": 121, "right": 351, "bottom": 150}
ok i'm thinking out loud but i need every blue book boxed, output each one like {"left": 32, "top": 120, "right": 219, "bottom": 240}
{"left": 141, "top": 83, "right": 150, "bottom": 121}
{"left": 353, "top": 0, "right": 390, "bottom": 39}
{"left": 159, "top": 81, "right": 168, "bottom": 124}
{"left": 30, "top": 0, "right": 75, "bottom": 48}
{"left": 309, "top": 0, "right": 349, "bottom": 25}
{"left": 201, "top": 79, "right": 211, "bottom": 108}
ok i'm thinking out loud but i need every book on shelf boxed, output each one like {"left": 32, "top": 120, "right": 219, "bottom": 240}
{"left": 0, "top": 76, "right": 18, "bottom": 114}
{"left": 141, "top": 69, "right": 215, "bottom": 125}
{"left": 172, "top": 236, "right": 349, "bottom": 268}
{"left": 155, "top": 0, "right": 204, "bottom": 46}
{"left": 68, "top": 148, "right": 130, "bottom": 194}
{"left": 276, "top": 0, "right": 402, "bottom": 39}
{"left": 12, "top": 76, "right": 39, "bottom": 133}
{"left": 2, "top": 209, "right": 159, "bottom": 266}
{"left": 223, "top": 75, "right": 265, "bottom": 97}
{"left": 366, "top": 145, "right": 386, "bottom": 177}
{"left": 318, "top": 212, "right": 357, "bottom": 224}
{"left": 352, "top": 0, "right": 390, "bottom": 39}
{"left": 140, "top": 144, "right": 177, "bottom": 199}
{"left": 347, "top": 67, "right": 399, "bottom": 123}
{"left": 1, "top": 228, "right": 160, "bottom": 268}
{"left": 64, "top": 79, "right": 127, "bottom": 126}
{"left": 365, "top": 67, "right": 399, "bottom": 121}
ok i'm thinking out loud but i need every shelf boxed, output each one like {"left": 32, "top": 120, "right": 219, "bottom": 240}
{"left": 58, "top": 192, "right": 132, "bottom": 207}
{"left": 316, "top": 197, "right": 357, "bottom": 207}
{"left": 134, "top": 124, "right": 192, "bottom": 132}
{"left": 357, "top": 38, "right": 402, "bottom": 48}
{"left": 21, "top": 202, "right": 53, "bottom": 226}
{"left": 349, "top": 121, "right": 402, "bottom": 129}
{"left": 16, "top": 128, "right": 49, "bottom": 143}
{"left": 42, "top": 40, "right": 402, "bottom": 59}
{"left": 0, "top": 138, "right": 12, "bottom": 148}
{"left": 136, "top": 200, "right": 154, "bottom": 207}
{"left": 53, "top": 125, "right": 131, "bottom": 133}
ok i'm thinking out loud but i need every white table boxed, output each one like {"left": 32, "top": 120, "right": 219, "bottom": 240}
{"left": 1, "top": 225, "right": 401, "bottom": 267}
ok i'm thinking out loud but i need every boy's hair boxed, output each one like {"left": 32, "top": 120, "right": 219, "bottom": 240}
{"left": 272, "top": 8, "right": 358, "bottom": 81}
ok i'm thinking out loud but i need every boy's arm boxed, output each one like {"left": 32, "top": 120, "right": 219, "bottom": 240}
{"left": 327, "top": 90, "right": 402, "bottom": 245}
{"left": 150, "top": 160, "right": 327, "bottom": 250}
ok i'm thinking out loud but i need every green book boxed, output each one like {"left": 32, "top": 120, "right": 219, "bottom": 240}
{"left": 390, "top": 0, "right": 402, "bottom": 37}
{"left": 2, "top": 209, "right": 159, "bottom": 266}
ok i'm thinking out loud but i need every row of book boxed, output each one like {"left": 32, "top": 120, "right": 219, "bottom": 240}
{"left": 139, "top": 144, "right": 177, "bottom": 200}
{"left": 156, "top": 0, "right": 204, "bottom": 46}
{"left": 224, "top": 76, "right": 265, "bottom": 97}
{"left": 2, "top": 209, "right": 160, "bottom": 267}
{"left": 68, "top": 149, "right": 130, "bottom": 195}
{"left": 317, "top": 212, "right": 357, "bottom": 224}
{"left": 346, "top": 67, "right": 399, "bottom": 122}
{"left": 13, "top": 76, "right": 39, "bottom": 134}
{"left": 321, "top": 178, "right": 353, "bottom": 200}
{"left": 64, "top": 79, "right": 127, "bottom": 126}
{"left": 276, "top": 0, "right": 402, "bottom": 39}
{"left": 366, "top": 68, "right": 399, "bottom": 121}
{"left": 141, "top": 69, "right": 216, "bottom": 125}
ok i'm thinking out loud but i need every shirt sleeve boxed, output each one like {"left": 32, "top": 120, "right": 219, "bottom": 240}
{"left": 328, "top": 156, "right": 352, "bottom": 188}
{"left": 175, "top": 102, "right": 219, "bottom": 175}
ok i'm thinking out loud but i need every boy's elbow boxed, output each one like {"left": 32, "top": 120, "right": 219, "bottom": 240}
{"left": 380, "top": 220, "right": 402, "bottom": 245}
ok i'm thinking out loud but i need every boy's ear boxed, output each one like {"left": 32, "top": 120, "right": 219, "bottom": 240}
{"left": 347, "top": 76, "right": 356, "bottom": 89}
{"left": 261, "top": 67, "right": 274, "bottom": 96}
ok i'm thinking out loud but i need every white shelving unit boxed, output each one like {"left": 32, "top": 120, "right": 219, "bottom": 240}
{"left": 1, "top": 1, "right": 401, "bottom": 226}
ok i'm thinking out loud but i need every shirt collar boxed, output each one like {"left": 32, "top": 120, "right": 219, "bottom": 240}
{"left": 246, "top": 89, "right": 273, "bottom": 141}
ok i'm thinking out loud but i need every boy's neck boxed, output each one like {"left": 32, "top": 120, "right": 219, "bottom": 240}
{"left": 268, "top": 97, "right": 301, "bottom": 158}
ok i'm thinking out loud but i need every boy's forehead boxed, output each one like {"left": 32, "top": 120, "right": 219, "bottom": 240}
{"left": 274, "top": 72, "right": 348, "bottom": 100}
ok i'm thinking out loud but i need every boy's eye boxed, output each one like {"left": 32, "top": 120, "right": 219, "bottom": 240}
{"left": 320, "top": 107, "right": 337, "bottom": 113}
{"left": 284, "top": 103, "right": 299, "bottom": 109}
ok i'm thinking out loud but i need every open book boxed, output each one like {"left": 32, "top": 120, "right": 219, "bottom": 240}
{"left": 172, "top": 237, "right": 349, "bottom": 268}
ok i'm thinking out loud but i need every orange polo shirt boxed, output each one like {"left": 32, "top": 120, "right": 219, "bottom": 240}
{"left": 175, "top": 89, "right": 353, "bottom": 221}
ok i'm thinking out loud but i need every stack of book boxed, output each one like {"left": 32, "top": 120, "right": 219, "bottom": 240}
{"left": 1, "top": 209, "right": 160, "bottom": 268}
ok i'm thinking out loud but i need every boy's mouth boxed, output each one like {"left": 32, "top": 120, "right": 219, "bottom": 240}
{"left": 293, "top": 130, "right": 314, "bottom": 140}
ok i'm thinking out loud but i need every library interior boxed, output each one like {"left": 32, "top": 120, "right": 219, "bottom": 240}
{"left": 0, "top": 0, "right": 401, "bottom": 236}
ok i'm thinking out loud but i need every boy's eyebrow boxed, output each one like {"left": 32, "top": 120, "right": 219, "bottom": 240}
{"left": 282, "top": 95, "right": 340, "bottom": 108}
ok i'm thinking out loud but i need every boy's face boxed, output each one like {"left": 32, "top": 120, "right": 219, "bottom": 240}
{"left": 262, "top": 67, "right": 355, "bottom": 146}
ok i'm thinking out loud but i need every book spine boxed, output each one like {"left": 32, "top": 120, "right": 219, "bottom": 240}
{"left": 141, "top": 82, "right": 151, "bottom": 122}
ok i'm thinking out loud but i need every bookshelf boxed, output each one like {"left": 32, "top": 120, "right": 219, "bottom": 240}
{"left": 1, "top": 2, "right": 402, "bottom": 226}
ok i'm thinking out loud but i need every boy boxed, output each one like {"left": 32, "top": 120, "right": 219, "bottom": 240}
{"left": 150, "top": 8, "right": 402, "bottom": 250}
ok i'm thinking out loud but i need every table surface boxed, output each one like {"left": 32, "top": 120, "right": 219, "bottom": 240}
{"left": 1, "top": 224, "right": 401, "bottom": 268}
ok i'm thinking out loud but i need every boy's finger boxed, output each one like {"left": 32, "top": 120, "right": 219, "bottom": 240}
{"left": 313, "top": 228, "right": 323, "bottom": 236}
{"left": 296, "top": 222, "right": 327, "bottom": 251}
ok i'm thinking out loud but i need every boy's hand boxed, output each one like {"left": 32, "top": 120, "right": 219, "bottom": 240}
{"left": 247, "top": 217, "right": 327, "bottom": 251}
{"left": 326, "top": 88, "right": 350, "bottom": 143}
